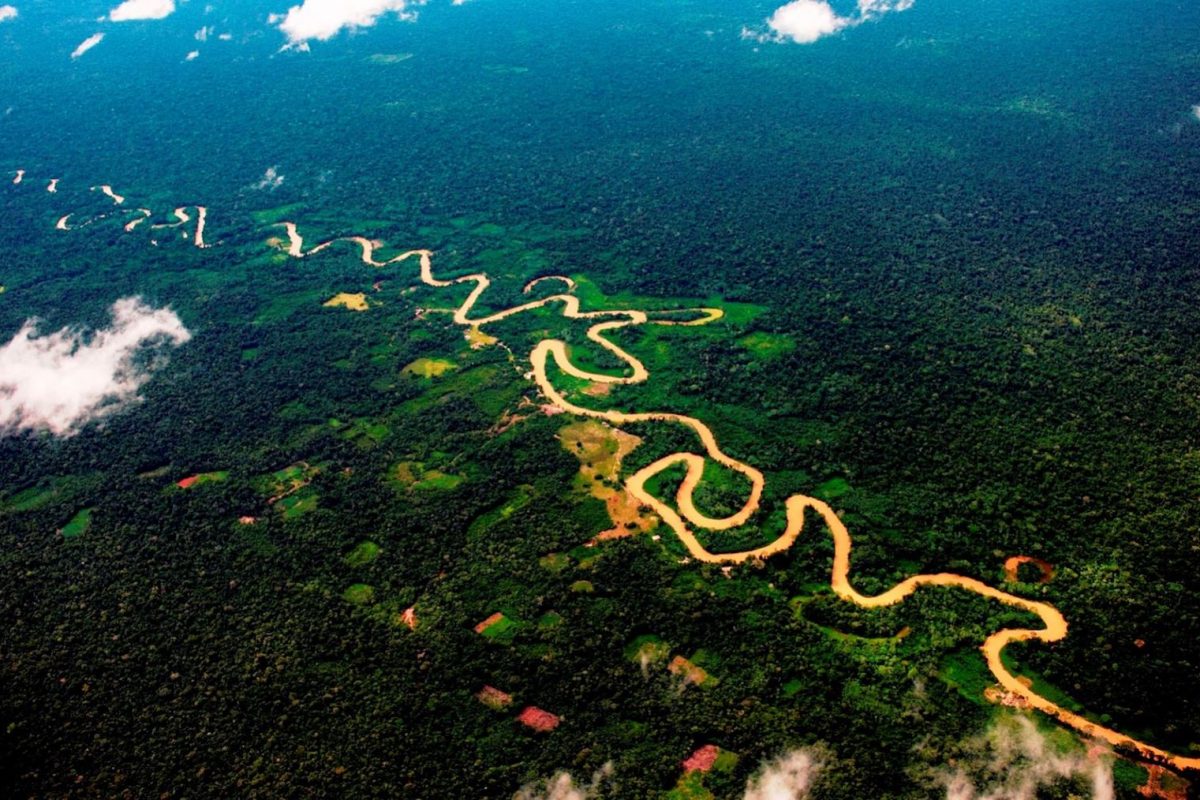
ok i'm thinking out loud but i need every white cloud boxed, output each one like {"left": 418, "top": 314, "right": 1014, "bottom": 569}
{"left": 765, "top": 0, "right": 850, "bottom": 45}
{"left": 70, "top": 32, "right": 104, "bottom": 59}
{"left": 1192, "top": 104, "right": 1200, "bottom": 122}
{"left": 744, "top": 748, "right": 822, "bottom": 800}
{"left": 273, "top": 0, "right": 419, "bottom": 47}
{"left": 515, "top": 763, "right": 613, "bottom": 800}
{"left": 0, "top": 297, "right": 191, "bottom": 437}
{"left": 185, "top": 49, "right": 199, "bottom": 60}
{"left": 195, "top": 25, "right": 212, "bottom": 41}
{"left": 109, "top": 0, "right": 175, "bottom": 21}
{"left": 0, "top": 5, "right": 17, "bottom": 23}
{"left": 941, "top": 716, "right": 1113, "bottom": 800}
{"left": 747, "top": 0, "right": 915, "bottom": 45}
{"left": 252, "top": 166, "right": 285, "bottom": 190}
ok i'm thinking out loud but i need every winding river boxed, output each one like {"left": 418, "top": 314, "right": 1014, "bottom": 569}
{"left": 20, "top": 175, "right": 1199, "bottom": 772}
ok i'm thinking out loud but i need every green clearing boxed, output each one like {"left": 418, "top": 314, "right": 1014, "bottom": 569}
{"left": 537, "top": 611, "right": 564, "bottom": 630}
{"left": 624, "top": 634, "right": 670, "bottom": 665}
{"left": 343, "top": 584, "right": 376, "bottom": 605}
{"left": 60, "top": 508, "right": 93, "bottom": 539}
{"left": 176, "top": 471, "right": 229, "bottom": 489}
{"left": 402, "top": 357, "right": 456, "bottom": 379}
{"left": 938, "top": 649, "right": 992, "bottom": 704}
{"left": 2, "top": 485, "right": 59, "bottom": 513}
{"left": 478, "top": 613, "right": 522, "bottom": 643}
{"left": 277, "top": 490, "right": 319, "bottom": 519}
{"left": 738, "top": 331, "right": 795, "bottom": 359}
{"left": 389, "top": 461, "right": 465, "bottom": 491}
{"left": 666, "top": 772, "right": 714, "bottom": 800}
{"left": 538, "top": 552, "right": 570, "bottom": 572}
{"left": 815, "top": 477, "right": 852, "bottom": 500}
{"left": 466, "top": 487, "right": 533, "bottom": 541}
{"left": 344, "top": 540, "right": 381, "bottom": 567}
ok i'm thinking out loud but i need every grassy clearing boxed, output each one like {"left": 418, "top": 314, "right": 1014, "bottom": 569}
{"left": 277, "top": 491, "right": 319, "bottom": 519}
{"left": 344, "top": 540, "right": 381, "bottom": 567}
{"left": 2, "top": 485, "right": 59, "bottom": 513}
{"left": 624, "top": 635, "right": 670, "bottom": 665}
{"left": 666, "top": 772, "right": 715, "bottom": 800}
{"left": 175, "top": 471, "right": 229, "bottom": 490}
{"left": 476, "top": 612, "right": 522, "bottom": 643}
{"left": 323, "top": 292, "right": 370, "bottom": 311}
{"left": 938, "top": 649, "right": 992, "bottom": 704}
{"left": 467, "top": 487, "right": 533, "bottom": 540}
{"left": 343, "top": 583, "right": 376, "bottom": 605}
{"left": 389, "top": 461, "right": 465, "bottom": 491}
{"left": 738, "top": 331, "right": 795, "bottom": 359}
{"left": 402, "top": 357, "right": 456, "bottom": 378}
{"left": 815, "top": 477, "right": 852, "bottom": 500}
{"left": 60, "top": 508, "right": 93, "bottom": 539}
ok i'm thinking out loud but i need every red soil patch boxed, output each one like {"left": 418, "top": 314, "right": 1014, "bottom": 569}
{"left": 984, "top": 686, "right": 1031, "bottom": 709}
{"left": 237, "top": 516, "right": 257, "bottom": 525}
{"left": 668, "top": 655, "right": 709, "bottom": 686}
{"left": 176, "top": 475, "right": 200, "bottom": 489}
{"left": 1139, "top": 764, "right": 1190, "bottom": 800}
{"left": 476, "top": 685, "right": 512, "bottom": 711}
{"left": 401, "top": 606, "right": 418, "bottom": 630}
{"left": 474, "top": 612, "right": 505, "bottom": 635}
{"left": 540, "top": 404, "right": 566, "bottom": 416}
{"left": 516, "top": 706, "right": 560, "bottom": 732}
{"left": 682, "top": 745, "right": 720, "bottom": 773}
{"left": 1003, "top": 554, "right": 1054, "bottom": 584}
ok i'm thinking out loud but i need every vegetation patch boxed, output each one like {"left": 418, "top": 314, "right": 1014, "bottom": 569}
{"left": 538, "top": 552, "right": 570, "bottom": 572}
{"left": 738, "top": 331, "right": 795, "bottom": 359}
{"left": 476, "top": 685, "right": 513, "bottom": 711}
{"left": 343, "top": 540, "right": 381, "bottom": 567}
{"left": 624, "top": 635, "right": 672, "bottom": 671}
{"left": 666, "top": 772, "right": 715, "bottom": 800}
{"left": 668, "top": 654, "right": 718, "bottom": 688}
{"left": 277, "top": 490, "right": 319, "bottom": 519}
{"left": 474, "top": 612, "right": 521, "bottom": 643}
{"left": 343, "top": 583, "right": 376, "bottom": 605}
{"left": 2, "top": 484, "right": 61, "bottom": 513}
{"left": 175, "top": 471, "right": 228, "bottom": 490}
{"left": 323, "top": 292, "right": 370, "bottom": 311}
{"left": 814, "top": 477, "right": 852, "bottom": 501}
{"left": 402, "top": 357, "right": 456, "bottom": 379}
{"left": 559, "top": 420, "right": 656, "bottom": 539}
{"left": 389, "top": 461, "right": 465, "bottom": 491}
{"left": 60, "top": 508, "right": 93, "bottom": 539}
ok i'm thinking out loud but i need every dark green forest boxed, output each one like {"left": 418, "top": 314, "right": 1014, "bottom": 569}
{"left": 2, "top": 0, "right": 1200, "bottom": 797}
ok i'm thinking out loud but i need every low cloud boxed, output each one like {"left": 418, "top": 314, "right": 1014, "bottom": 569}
{"left": 1192, "top": 104, "right": 1200, "bottom": 122}
{"left": 745, "top": 0, "right": 914, "bottom": 45}
{"left": 272, "top": 0, "right": 420, "bottom": 48}
{"left": 71, "top": 32, "right": 104, "bottom": 59}
{"left": 109, "top": 0, "right": 176, "bottom": 21}
{"left": 939, "top": 716, "right": 1113, "bottom": 800}
{"left": 0, "top": 5, "right": 17, "bottom": 23}
{"left": 0, "top": 297, "right": 191, "bottom": 437}
{"left": 515, "top": 763, "right": 614, "bottom": 800}
{"left": 252, "top": 165, "right": 285, "bottom": 190}
{"left": 744, "top": 748, "right": 822, "bottom": 800}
